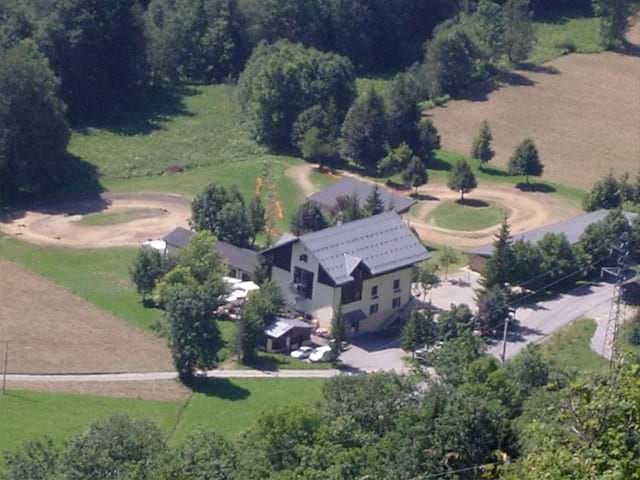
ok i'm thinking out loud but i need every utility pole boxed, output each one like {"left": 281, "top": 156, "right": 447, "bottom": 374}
{"left": 501, "top": 308, "right": 517, "bottom": 363}
{"left": 2, "top": 342, "right": 8, "bottom": 394}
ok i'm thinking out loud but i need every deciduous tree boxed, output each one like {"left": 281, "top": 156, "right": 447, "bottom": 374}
{"left": 447, "top": 158, "right": 477, "bottom": 200}
{"left": 130, "top": 248, "right": 164, "bottom": 301}
{"left": 0, "top": 41, "right": 70, "bottom": 203}
{"left": 401, "top": 308, "right": 438, "bottom": 356}
{"left": 164, "top": 285, "right": 222, "bottom": 381}
{"left": 503, "top": 0, "right": 536, "bottom": 64}
{"left": 402, "top": 156, "right": 429, "bottom": 196}
{"left": 475, "top": 285, "right": 510, "bottom": 335}
{"left": 593, "top": 0, "right": 632, "bottom": 49}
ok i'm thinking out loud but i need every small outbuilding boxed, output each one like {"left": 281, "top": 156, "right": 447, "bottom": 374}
{"left": 162, "top": 227, "right": 259, "bottom": 281}
{"left": 307, "top": 177, "right": 416, "bottom": 214}
{"left": 469, "top": 209, "right": 638, "bottom": 273}
{"left": 622, "top": 276, "right": 640, "bottom": 305}
{"left": 262, "top": 317, "right": 314, "bottom": 353}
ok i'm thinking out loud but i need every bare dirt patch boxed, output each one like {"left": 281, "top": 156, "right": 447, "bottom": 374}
{"left": 406, "top": 183, "right": 580, "bottom": 249}
{"left": 428, "top": 20, "right": 640, "bottom": 190}
{"left": 0, "top": 258, "right": 174, "bottom": 374}
{"left": 0, "top": 192, "right": 191, "bottom": 248}
{"left": 6, "top": 380, "right": 189, "bottom": 401}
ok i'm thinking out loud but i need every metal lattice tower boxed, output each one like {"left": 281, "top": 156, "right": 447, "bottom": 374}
{"left": 600, "top": 233, "right": 631, "bottom": 371}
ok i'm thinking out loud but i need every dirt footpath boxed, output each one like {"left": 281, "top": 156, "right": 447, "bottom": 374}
{"left": 0, "top": 192, "right": 191, "bottom": 248}
{"left": 428, "top": 18, "right": 640, "bottom": 190}
{"left": 0, "top": 258, "right": 174, "bottom": 374}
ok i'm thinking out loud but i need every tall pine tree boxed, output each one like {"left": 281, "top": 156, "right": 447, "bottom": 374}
{"left": 471, "top": 120, "right": 494, "bottom": 167}
{"left": 483, "top": 219, "right": 515, "bottom": 288}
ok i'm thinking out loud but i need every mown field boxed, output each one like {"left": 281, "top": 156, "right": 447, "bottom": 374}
{"left": 0, "top": 379, "right": 324, "bottom": 456}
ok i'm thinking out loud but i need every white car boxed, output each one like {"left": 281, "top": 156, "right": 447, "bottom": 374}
{"left": 290, "top": 346, "right": 313, "bottom": 359}
{"left": 309, "top": 345, "right": 333, "bottom": 363}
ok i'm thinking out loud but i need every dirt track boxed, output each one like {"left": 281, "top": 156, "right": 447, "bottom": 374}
{"left": 0, "top": 192, "right": 191, "bottom": 248}
{"left": 0, "top": 258, "right": 174, "bottom": 374}
{"left": 407, "top": 183, "right": 580, "bottom": 248}
{"left": 428, "top": 18, "right": 640, "bottom": 190}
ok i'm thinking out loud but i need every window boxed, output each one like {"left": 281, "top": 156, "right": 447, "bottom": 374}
{"left": 294, "top": 267, "right": 314, "bottom": 299}
{"left": 371, "top": 285, "right": 378, "bottom": 299}
{"left": 299, "top": 254, "right": 308, "bottom": 263}
{"left": 392, "top": 297, "right": 401, "bottom": 309}
{"left": 393, "top": 279, "right": 401, "bottom": 292}
{"left": 369, "top": 303, "right": 379, "bottom": 314}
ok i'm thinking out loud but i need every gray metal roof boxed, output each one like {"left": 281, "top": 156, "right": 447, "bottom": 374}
{"left": 297, "top": 211, "right": 430, "bottom": 285}
{"left": 264, "top": 317, "right": 313, "bottom": 339}
{"left": 217, "top": 241, "right": 258, "bottom": 274}
{"left": 163, "top": 227, "right": 258, "bottom": 273}
{"left": 308, "top": 177, "right": 416, "bottom": 214}
{"left": 163, "top": 227, "right": 193, "bottom": 249}
{"left": 471, "top": 210, "right": 638, "bottom": 257}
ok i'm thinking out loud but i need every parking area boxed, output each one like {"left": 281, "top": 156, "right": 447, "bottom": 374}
{"left": 337, "top": 267, "right": 618, "bottom": 370}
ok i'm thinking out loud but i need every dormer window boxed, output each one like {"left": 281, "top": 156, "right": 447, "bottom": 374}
{"left": 299, "top": 254, "right": 308, "bottom": 263}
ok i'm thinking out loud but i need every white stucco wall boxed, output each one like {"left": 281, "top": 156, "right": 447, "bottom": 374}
{"left": 270, "top": 241, "right": 414, "bottom": 333}
{"left": 341, "top": 267, "right": 413, "bottom": 333}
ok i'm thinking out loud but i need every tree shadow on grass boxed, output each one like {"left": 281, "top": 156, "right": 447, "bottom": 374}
{"left": 74, "top": 84, "right": 198, "bottom": 136}
{"left": 191, "top": 378, "right": 251, "bottom": 400}
{"left": 0, "top": 153, "right": 104, "bottom": 222}
{"left": 414, "top": 193, "right": 440, "bottom": 202}
{"left": 479, "top": 166, "right": 511, "bottom": 178}
{"left": 455, "top": 198, "right": 490, "bottom": 208}
{"left": 516, "top": 182, "right": 556, "bottom": 193}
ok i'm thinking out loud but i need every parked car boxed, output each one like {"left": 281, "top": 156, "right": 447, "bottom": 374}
{"left": 290, "top": 346, "right": 313, "bottom": 359}
{"left": 309, "top": 345, "right": 333, "bottom": 363}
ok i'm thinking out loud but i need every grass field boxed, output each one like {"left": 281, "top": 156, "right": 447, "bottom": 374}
{"left": 75, "top": 208, "right": 167, "bottom": 226}
{"left": 0, "top": 379, "right": 324, "bottom": 455}
{"left": 530, "top": 12, "right": 602, "bottom": 64}
{"left": 429, "top": 200, "right": 509, "bottom": 231}
{"left": 541, "top": 318, "right": 607, "bottom": 372}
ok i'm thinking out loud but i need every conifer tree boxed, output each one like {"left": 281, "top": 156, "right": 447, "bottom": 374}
{"left": 471, "top": 120, "right": 494, "bottom": 167}
{"left": 508, "top": 138, "right": 544, "bottom": 184}
{"left": 483, "top": 219, "right": 515, "bottom": 288}
{"left": 365, "top": 184, "right": 386, "bottom": 216}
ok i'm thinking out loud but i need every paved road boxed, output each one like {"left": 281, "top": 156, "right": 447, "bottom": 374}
{"left": 5, "top": 369, "right": 342, "bottom": 383}
{"left": 488, "top": 282, "right": 616, "bottom": 360}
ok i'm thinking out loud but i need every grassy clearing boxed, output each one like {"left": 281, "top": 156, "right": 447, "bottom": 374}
{"left": 429, "top": 200, "right": 509, "bottom": 231}
{"left": 0, "top": 237, "right": 161, "bottom": 331}
{"left": 424, "top": 243, "right": 470, "bottom": 273}
{"left": 75, "top": 208, "right": 166, "bottom": 226}
{"left": 541, "top": 318, "right": 607, "bottom": 372}
{"left": 173, "top": 378, "right": 324, "bottom": 441}
{"left": 69, "top": 85, "right": 273, "bottom": 180}
{"left": 530, "top": 12, "right": 602, "bottom": 64}
{"left": 0, "top": 390, "right": 181, "bottom": 455}
{"left": 0, "top": 379, "right": 324, "bottom": 455}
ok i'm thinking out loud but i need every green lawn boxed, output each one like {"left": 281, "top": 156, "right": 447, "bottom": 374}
{"left": 75, "top": 208, "right": 166, "bottom": 226}
{"left": 0, "top": 236, "right": 162, "bottom": 331}
{"left": 173, "top": 378, "right": 324, "bottom": 441}
{"left": 0, "top": 390, "right": 181, "bottom": 455}
{"left": 541, "top": 318, "right": 608, "bottom": 372}
{"left": 530, "top": 12, "right": 603, "bottom": 64}
{"left": 0, "top": 379, "right": 324, "bottom": 456}
{"left": 429, "top": 200, "right": 509, "bottom": 231}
